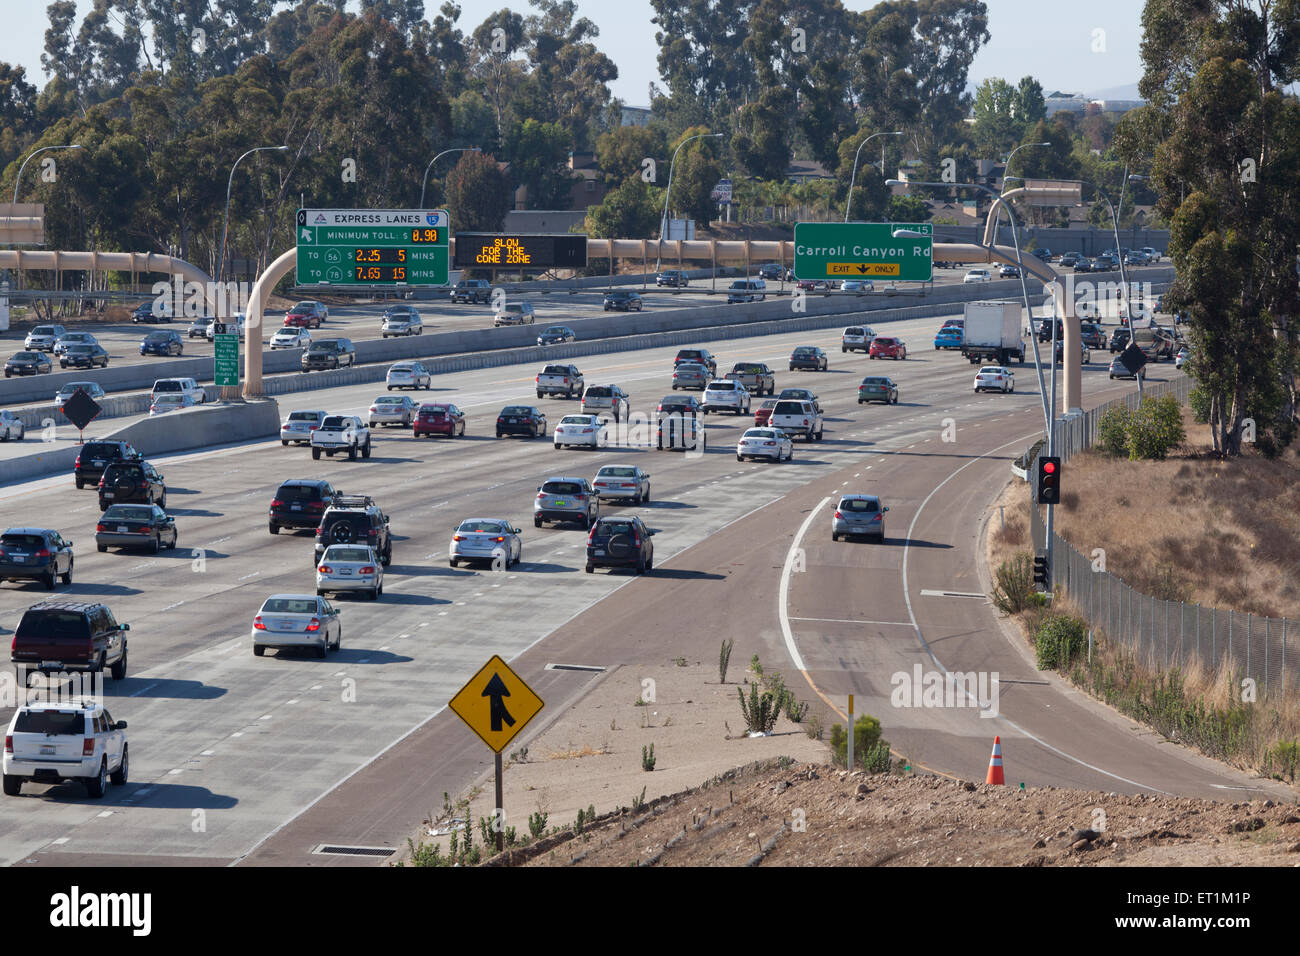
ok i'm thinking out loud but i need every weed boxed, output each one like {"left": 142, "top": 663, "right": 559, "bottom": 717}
{"left": 829, "top": 714, "right": 883, "bottom": 768}
{"left": 750, "top": 654, "right": 763, "bottom": 679}
{"left": 992, "top": 552, "right": 1037, "bottom": 614}
{"left": 805, "top": 713, "right": 824, "bottom": 740}
{"left": 631, "top": 786, "right": 647, "bottom": 812}
{"left": 642, "top": 743, "right": 656, "bottom": 771}
{"left": 528, "top": 810, "right": 548, "bottom": 838}
{"left": 673, "top": 656, "right": 687, "bottom": 667}
{"left": 738, "top": 681, "right": 784, "bottom": 734}
{"left": 1035, "top": 614, "right": 1088, "bottom": 670}
{"left": 719, "top": 638, "right": 735, "bottom": 683}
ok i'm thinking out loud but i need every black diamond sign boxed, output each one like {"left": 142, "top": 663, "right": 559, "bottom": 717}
{"left": 61, "top": 388, "right": 102, "bottom": 431}
{"left": 1119, "top": 342, "right": 1148, "bottom": 376}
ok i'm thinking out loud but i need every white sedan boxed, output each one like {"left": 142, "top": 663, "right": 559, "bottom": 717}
{"left": 149, "top": 393, "right": 200, "bottom": 415}
{"left": 270, "top": 327, "right": 312, "bottom": 350}
{"left": 205, "top": 314, "right": 246, "bottom": 340}
{"left": 963, "top": 269, "right": 993, "bottom": 283}
{"left": 316, "top": 545, "right": 383, "bottom": 600}
{"left": 0, "top": 409, "right": 25, "bottom": 441}
{"left": 702, "top": 379, "right": 752, "bottom": 415}
{"left": 737, "top": 427, "right": 793, "bottom": 462}
{"left": 554, "top": 414, "right": 607, "bottom": 449}
{"left": 386, "top": 362, "right": 432, "bottom": 390}
{"left": 368, "top": 394, "right": 417, "bottom": 427}
{"left": 449, "top": 518, "right": 522, "bottom": 569}
{"left": 973, "top": 366, "right": 1015, "bottom": 393}
{"left": 592, "top": 465, "right": 651, "bottom": 503}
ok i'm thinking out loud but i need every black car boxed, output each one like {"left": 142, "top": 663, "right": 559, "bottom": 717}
{"left": 1080, "top": 322, "right": 1107, "bottom": 349}
{"left": 655, "top": 395, "right": 703, "bottom": 450}
{"left": 140, "top": 330, "right": 184, "bottom": 357}
{"left": 1109, "top": 328, "right": 1131, "bottom": 353}
{"left": 496, "top": 405, "right": 547, "bottom": 439}
{"left": 603, "top": 290, "right": 644, "bottom": 312}
{"left": 1092, "top": 255, "right": 1118, "bottom": 272}
{"left": 1059, "top": 252, "right": 1081, "bottom": 268}
{"left": 10, "top": 601, "right": 130, "bottom": 682}
{"left": 132, "top": 302, "right": 171, "bottom": 323}
{"left": 1073, "top": 257, "right": 1094, "bottom": 273}
{"left": 0, "top": 528, "right": 74, "bottom": 589}
{"left": 585, "top": 515, "right": 656, "bottom": 574}
{"left": 758, "top": 264, "right": 784, "bottom": 281}
{"left": 74, "top": 441, "right": 142, "bottom": 489}
{"left": 789, "top": 346, "right": 829, "bottom": 371}
{"left": 674, "top": 348, "right": 718, "bottom": 375}
{"left": 95, "top": 504, "right": 177, "bottom": 553}
{"left": 537, "top": 326, "right": 576, "bottom": 346}
{"left": 268, "top": 479, "right": 339, "bottom": 534}
{"left": 301, "top": 338, "right": 356, "bottom": 371}
{"left": 98, "top": 460, "right": 166, "bottom": 512}
{"left": 5, "top": 351, "right": 52, "bottom": 377}
{"left": 1038, "top": 318, "right": 1064, "bottom": 343}
{"left": 59, "top": 344, "right": 110, "bottom": 369}
{"left": 1031, "top": 248, "right": 1052, "bottom": 261}
{"left": 655, "top": 270, "right": 688, "bottom": 288}
{"left": 314, "top": 495, "right": 392, "bottom": 566}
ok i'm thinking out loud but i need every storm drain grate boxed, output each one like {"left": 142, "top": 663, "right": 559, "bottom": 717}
{"left": 312, "top": 844, "right": 396, "bottom": 857}
{"left": 545, "top": 663, "right": 606, "bottom": 672}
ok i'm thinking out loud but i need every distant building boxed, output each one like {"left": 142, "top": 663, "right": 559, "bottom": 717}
{"left": 785, "top": 159, "right": 833, "bottom": 183}
{"left": 510, "top": 151, "right": 608, "bottom": 211}
{"left": 1045, "top": 91, "right": 1146, "bottom": 116}
{"left": 620, "top": 105, "right": 652, "bottom": 127}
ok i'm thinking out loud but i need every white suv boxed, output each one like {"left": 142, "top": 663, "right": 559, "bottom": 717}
{"left": 841, "top": 325, "right": 876, "bottom": 353}
{"left": 701, "top": 379, "right": 752, "bottom": 415}
{"left": 24, "top": 325, "right": 67, "bottom": 351}
{"left": 3, "top": 699, "right": 128, "bottom": 798}
{"left": 152, "top": 377, "right": 206, "bottom": 404}
{"left": 768, "top": 399, "right": 824, "bottom": 441}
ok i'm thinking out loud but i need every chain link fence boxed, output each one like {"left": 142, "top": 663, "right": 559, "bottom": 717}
{"left": 1023, "top": 373, "right": 1298, "bottom": 695}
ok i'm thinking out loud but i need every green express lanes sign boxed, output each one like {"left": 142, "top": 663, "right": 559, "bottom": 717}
{"left": 793, "top": 222, "right": 933, "bottom": 282}
{"left": 295, "top": 209, "right": 449, "bottom": 287}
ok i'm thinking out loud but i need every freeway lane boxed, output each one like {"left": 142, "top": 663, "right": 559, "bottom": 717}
{"left": 0, "top": 307, "right": 1230, "bottom": 866}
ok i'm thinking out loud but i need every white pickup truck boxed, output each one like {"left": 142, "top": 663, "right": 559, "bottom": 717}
{"left": 536, "top": 364, "right": 584, "bottom": 399}
{"left": 311, "top": 415, "right": 372, "bottom": 460}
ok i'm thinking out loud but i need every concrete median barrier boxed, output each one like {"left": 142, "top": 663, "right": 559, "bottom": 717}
{"left": 2, "top": 398, "right": 282, "bottom": 487}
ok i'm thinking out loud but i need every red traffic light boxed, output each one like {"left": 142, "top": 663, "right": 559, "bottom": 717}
{"left": 1043, "top": 461, "right": 1056, "bottom": 474}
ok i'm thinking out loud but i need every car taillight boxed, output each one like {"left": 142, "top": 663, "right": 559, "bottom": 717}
{"left": 872, "top": 514, "right": 882, "bottom": 521}
{"left": 834, "top": 511, "right": 843, "bottom": 520}
{"left": 83, "top": 738, "right": 95, "bottom": 756}
{"left": 576, "top": 494, "right": 586, "bottom": 500}
{"left": 316, "top": 525, "right": 326, "bottom": 534}
{"left": 534, "top": 375, "right": 540, "bottom": 382}
{"left": 95, "top": 524, "right": 107, "bottom": 533}
{"left": 367, "top": 530, "right": 377, "bottom": 539}
{"left": 360, "top": 566, "right": 375, "bottom": 574}
{"left": 318, "top": 565, "right": 332, "bottom": 574}
{"left": 305, "top": 618, "right": 321, "bottom": 632}
{"left": 536, "top": 492, "right": 546, "bottom": 499}
{"left": 3, "top": 735, "right": 10, "bottom": 754}
{"left": 497, "top": 417, "right": 504, "bottom": 423}
{"left": 74, "top": 456, "right": 81, "bottom": 467}
{"left": 453, "top": 535, "right": 464, "bottom": 542}
{"left": 802, "top": 419, "right": 809, "bottom": 426}
{"left": 271, "top": 499, "right": 284, "bottom": 508}
{"left": 493, "top": 536, "right": 505, "bottom": 543}
{"left": 34, "top": 548, "right": 51, "bottom": 558}
{"left": 253, "top": 616, "right": 267, "bottom": 630}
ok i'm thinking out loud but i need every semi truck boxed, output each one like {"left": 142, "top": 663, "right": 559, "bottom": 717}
{"left": 961, "top": 300, "right": 1025, "bottom": 365}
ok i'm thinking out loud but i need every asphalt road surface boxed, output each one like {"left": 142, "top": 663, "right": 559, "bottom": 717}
{"left": 1, "top": 303, "right": 1250, "bottom": 869}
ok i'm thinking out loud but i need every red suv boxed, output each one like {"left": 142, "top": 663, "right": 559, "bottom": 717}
{"left": 869, "top": 336, "right": 907, "bottom": 360}
{"left": 414, "top": 403, "right": 466, "bottom": 438}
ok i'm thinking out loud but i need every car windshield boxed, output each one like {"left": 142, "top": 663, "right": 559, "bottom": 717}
{"left": 708, "top": 381, "right": 736, "bottom": 390}
{"left": 773, "top": 402, "right": 805, "bottom": 414}
{"left": 759, "top": 399, "right": 777, "bottom": 409}
{"left": 458, "top": 520, "right": 505, "bottom": 533}
{"left": 82, "top": 443, "right": 121, "bottom": 457}
{"left": 145, "top": 333, "right": 170, "bottom": 341}
{"left": 874, "top": 338, "right": 895, "bottom": 346}
{"left": 374, "top": 397, "right": 403, "bottom": 405}
{"left": 845, "top": 328, "right": 864, "bottom": 336}
{"left": 324, "top": 547, "right": 372, "bottom": 562}
{"left": 542, "top": 366, "right": 570, "bottom": 374}
{"left": 154, "top": 395, "right": 183, "bottom": 404}
{"left": 66, "top": 346, "right": 92, "bottom": 353}
{"left": 840, "top": 498, "right": 879, "bottom": 513}
{"left": 17, "top": 610, "right": 89, "bottom": 640}
{"left": 541, "top": 481, "right": 582, "bottom": 495}
{"left": 559, "top": 416, "right": 592, "bottom": 425}
{"left": 501, "top": 406, "right": 530, "bottom": 416}
{"left": 261, "top": 598, "right": 318, "bottom": 615}
{"left": 502, "top": 305, "right": 524, "bottom": 314}
{"left": 13, "top": 710, "right": 83, "bottom": 735}
{"left": 677, "top": 364, "right": 705, "bottom": 373}
{"left": 104, "top": 505, "right": 154, "bottom": 520}
{"left": 32, "top": 327, "right": 58, "bottom": 335}
{"left": 598, "top": 467, "right": 637, "bottom": 477}
{"left": 288, "top": 411, "right": 321, "bottom": 422}
{"left": 979, "top": 368, "right": 1002, "bottom": 374}
{"left": 779, "top": 390, "right": 809, "bottom": 399}
{"left": 544, "top": 328, "right": 566, "bottom": 335}
{"left": 389, "top": 364, "right": 414, "bottom": 373}
{"left": 745, "top": 430, "right": 776, "bottom": 439}
{"left": 732, "top": 364, "right": 760, "bottom": 373}
{"left": 312, "top": 342, "right": 341, "bottom": 352}
{"left": 293, "top": 303, "right": 316, "bottom": 312}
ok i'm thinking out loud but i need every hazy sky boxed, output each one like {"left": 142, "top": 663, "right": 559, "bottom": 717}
{"left": 0, "top": 0, "right": 1145, "bottom": 104}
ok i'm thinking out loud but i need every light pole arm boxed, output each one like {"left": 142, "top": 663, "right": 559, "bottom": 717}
{"left": 13, "top": 145, "right": 82, "bottom": 205}
{"left": 218, "top": 145, "right": 286, "bottom": 288}
{"left": 420, "top": 147, "right": 479, "bottom": 209}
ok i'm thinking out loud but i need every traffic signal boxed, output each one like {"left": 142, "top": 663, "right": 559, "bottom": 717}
{"left": 1037, "top": 455, "right": 1061, "bottom": 505}
{"left": 1033, "top": 552, "right": 1050, "bottom": 590}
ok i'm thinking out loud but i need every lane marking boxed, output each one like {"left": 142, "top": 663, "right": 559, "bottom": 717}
{"left": 777, "top": 498, "right": 830, "bottom": 675}
{"left": 789, "top": 616, "right": 913, "bottom": 627}
{"left": 129, "top": 682, "right": 158, "bottom": 698}
{"left": 918, "top": 589, "right": 987, "bottom": 599}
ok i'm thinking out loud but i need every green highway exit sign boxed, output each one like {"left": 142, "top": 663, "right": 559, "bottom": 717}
{"left": 213, "top": 332, "right": 239, "bottom": 387}
{"left": 794, "top": 222, "right": 933, "bottom": 282}
{"left": 295, "top": 208, "right": 450, "bottom": 287}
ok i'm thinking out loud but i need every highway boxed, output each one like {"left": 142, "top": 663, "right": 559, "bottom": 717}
{"left": 0, "top": 304, "right": 1260, "bottom": 868}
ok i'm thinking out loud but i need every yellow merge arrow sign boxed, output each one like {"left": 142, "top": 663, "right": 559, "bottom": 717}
{"left": 449, "top": 655, "right": 544, "bottom": 753}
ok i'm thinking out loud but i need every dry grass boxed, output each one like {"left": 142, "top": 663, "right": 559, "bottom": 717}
{"left": 545, "top": 744, "right": 613, "bottom": 760}
{"left": 1052, "top": 408, "right": 1300, "bottom": 621}
{"left": 986, "top": 478, "right": 1034, "bottom": 574}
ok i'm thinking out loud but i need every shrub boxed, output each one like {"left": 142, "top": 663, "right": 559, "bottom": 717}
{"left": 641, "top": 743, "right": 656, "bottom": 771}
{"left": 1189, "top": 387, "right": 1211, "bottom": 424}
{"left": 762, "top": 668, "right": 808, "bottom": 722}
{"left": 1127, "top": 395, "right": 1186, "bottom": 460}
{"left": 992, "top": 552, "right": 1036, "bottom": 614}
{"left": 864, "top": 740, "right": 893, "bottom": 774}
{"left": 829, "top": 714, "right": 882, "bottom": 768}
{"left": 738, "top": 682, "right": 784, "bottom": 734}
{"left": 718, "top": 638, "right": 734, "bottom": 683}
{"left": 1036, "top": 614, "right": 1088, "bottom": 670}
{"left": 528, "top": 810, "right": 548, "bottom": 838}
{"left": 1264, "top": 740, "right": 1300, "bottom": 781}
{"left": 1097, "top": 405, "right": 1132, "bottom": 457}
{"left": 805, "top": 713, "right": 824, "bottom": 740}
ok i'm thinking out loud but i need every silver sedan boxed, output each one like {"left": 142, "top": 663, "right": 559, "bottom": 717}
{"left": 671, "top": 362, "right": 711, "bottom": 390}
{"left": 449, "top": 518, "right": 522, "bottom": 569}
{"left": 592, "top": 465, "right": 651, "bottom": 503}
{"left": 386, "top": 362, "right": 432, "bottom": 390}
{"left": 316, "top": 545, "right": 383, "bottom": 599}
{"left": 369, "top": 394, "right": 418, "bottom": 427}
{"left": 251, "top": 593, "right": 341, "bottom": 658}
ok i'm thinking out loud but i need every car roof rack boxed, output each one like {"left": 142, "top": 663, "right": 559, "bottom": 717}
{"left": 330, "top": 495, "right": 374, "bottom": 509}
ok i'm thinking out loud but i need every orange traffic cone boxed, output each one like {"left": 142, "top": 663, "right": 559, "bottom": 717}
{"left": 985, "top": 736, "right": 1005, "bottom": 785}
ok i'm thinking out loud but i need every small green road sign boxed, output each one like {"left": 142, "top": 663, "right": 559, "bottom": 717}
{"left": 214, "top": 333, "right": 239, "bottom": 387}
{"left": 295, "top": 208, "right": 450, "bottom": 287}
{"left": 794, "top": 222, "right": 933, "bottom": 282}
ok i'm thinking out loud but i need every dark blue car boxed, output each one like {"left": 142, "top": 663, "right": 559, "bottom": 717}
{"left": 140, "top": 330, "right": 184, "bottom": 357}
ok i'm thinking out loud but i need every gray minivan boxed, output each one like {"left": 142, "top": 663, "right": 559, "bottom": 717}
{"left": 726, "top": 279, "right": 767, "bottom": 304}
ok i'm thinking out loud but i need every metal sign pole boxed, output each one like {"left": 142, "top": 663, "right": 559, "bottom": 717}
{"left": 495, "top": 752, "right": 504, "bottom": 853}
{"left": 847, "top": 694, "right": 854, "bottom": 771}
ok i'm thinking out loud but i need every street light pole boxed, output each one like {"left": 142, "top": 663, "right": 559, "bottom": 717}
{"left": 12, "top": 144, "right": 83, "bottom": 205}
{"left": 218, "top": 145, "right": 288, "bottom": 288}
{"left": 844, "top": 131, "right": 902, "bottom": 222}
{"left": 656, "top": 132, "right": 723, "bottom": 271}
{"left": 420, "top": 147, "right": 481, "bottom": 209}
{"left": 989, "top": 141, "right": 1049, "bottom": 244}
